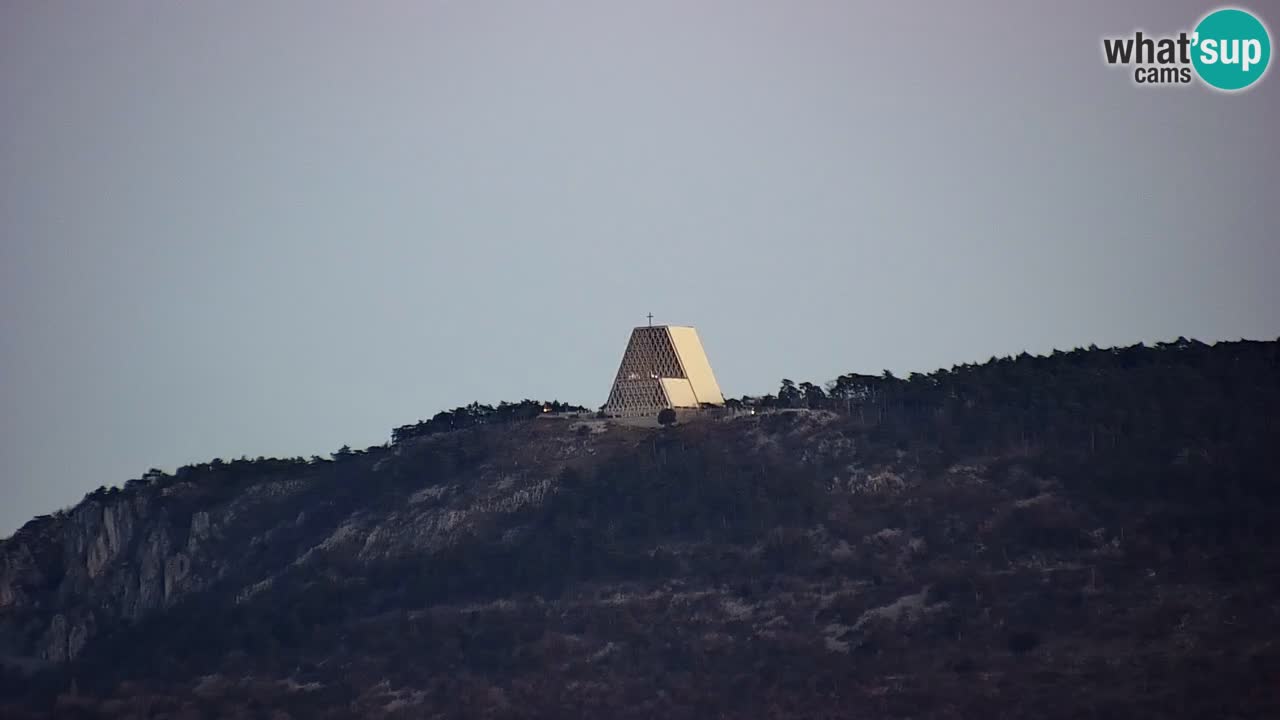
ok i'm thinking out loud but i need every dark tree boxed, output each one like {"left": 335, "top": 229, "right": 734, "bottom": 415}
{"left": 778, "top": 379, "right": 801, "bottom": 408}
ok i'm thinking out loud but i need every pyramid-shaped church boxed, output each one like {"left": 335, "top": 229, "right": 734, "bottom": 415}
{"left": 602, "top": 324, "right": 725, "bottom": 418}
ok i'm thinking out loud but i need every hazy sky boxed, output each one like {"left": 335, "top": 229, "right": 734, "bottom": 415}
{"left": 2, "top": 1, "right": 1277, "bottom": 535}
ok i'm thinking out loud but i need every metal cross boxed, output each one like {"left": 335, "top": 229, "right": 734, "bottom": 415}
{"left": 647, "top": 313, "right": 654, "bottom": 326}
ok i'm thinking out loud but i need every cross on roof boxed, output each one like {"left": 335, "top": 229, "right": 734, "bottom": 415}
{"left": 647, "top": 313, "right": 654, "bottom": 326}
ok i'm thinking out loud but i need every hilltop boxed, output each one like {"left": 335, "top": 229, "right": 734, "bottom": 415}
{"left": 1, "top": 339, "right": 1278, "bottom": 719}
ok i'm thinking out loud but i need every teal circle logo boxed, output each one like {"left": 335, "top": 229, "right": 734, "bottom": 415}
{"left": 1192, "top": 8, "right": 1271, "bottom": 91}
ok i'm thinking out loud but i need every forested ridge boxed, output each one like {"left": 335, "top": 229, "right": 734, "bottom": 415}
{"left": 1, "top": 338, "right": 1277, "bottom": 719}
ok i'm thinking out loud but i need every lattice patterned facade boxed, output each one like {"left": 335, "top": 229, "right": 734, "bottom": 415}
{"left": 602, "top": 326, "right": 725, "bottom": 417}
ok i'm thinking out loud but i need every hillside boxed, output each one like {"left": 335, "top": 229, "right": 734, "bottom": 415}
{"left": 2, "top": 340, "right": 1279, "bottom": 719}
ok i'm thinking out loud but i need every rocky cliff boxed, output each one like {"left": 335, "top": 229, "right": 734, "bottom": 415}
{"left": 0, "top": 417, "right": 603, "bottom": 668}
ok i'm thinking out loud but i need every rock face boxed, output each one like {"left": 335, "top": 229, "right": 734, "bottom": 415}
{"left": 0, "top": 423, "right": 603, "bottom": 666}
{"left": 0, "top": 491, "right": 218, "bottom": 662}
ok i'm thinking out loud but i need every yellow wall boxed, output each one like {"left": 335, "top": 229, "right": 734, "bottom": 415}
{"left": 659, "top": 377, "right": 700, "bottom": 408}
{"left": 666, "top": 326, "right": 725, "bottom": 405}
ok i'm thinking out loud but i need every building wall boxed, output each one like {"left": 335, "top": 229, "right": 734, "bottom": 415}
{"left": 659, "top": 377, "right": 700, "bottom": 408}
{"left": 667, "top": 326, "right": 725, "bottom": 406}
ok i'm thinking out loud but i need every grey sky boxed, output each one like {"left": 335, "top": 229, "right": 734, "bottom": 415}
{"left": 2, "top": 1, "right": 1277, "bottom": 535}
